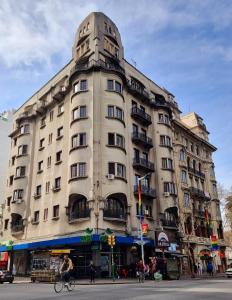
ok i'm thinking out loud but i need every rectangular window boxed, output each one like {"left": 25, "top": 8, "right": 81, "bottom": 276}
{"left": 45, "top": 181, "right": 50, "bottom": 193}
{"left": 108, "top": 133, "right": 115, "bottom": 145}
{"left": 117, "top": 163, "right": 125, "bottom": 178}
{"left": 108, "top": 105, "right": 114, "bottom": 117}
{"left": 80, "top": 80, "right": 87, "bottom": 91}
{"left": 53, "top": 205, "right": 59, "bottom": 218}
{"left": 18, "top": 145, "right": 28, "bottom": 156}
{"left": 14, "top": 138, "right": 17, "bottom": 146}
{"left": 116, "top": 134, "right": 124, "bottom": 148}
{"left": 132, "top": 124, "right": 138, "bottom": 133}
{"left": 116, "top": 107, "right": 123, "bottom": 120}
{"left": 179, "top": 149, "right": 185, "bottom": 161}
{"left": 47, "top": 156, "right": 51, "bottom": 168}
{"left": 38, "top": 161, "right": 43, "bottom": 171}
{"left": 7, "top": 197, "right": 11, "bottom": 206}
{"left": 16, "top": 166, "right": 26, "bottom": 177}
{"left": 57, "top": 126, "right": 63, "bottom": 138}
{"left": 58, "top": 104, "right": 64, "bottom": 115}
{"left": 79, "top": 163, "right": 86, "bottom": 177}
{"left": 39, "top": 138, "right": 45, "bottom": 149}
{"left": 50, "top": 110, "right": 54, "bottom": 121}
{"left": 13, "top": 189, "right": 23, "bottom": 201}
{"left": 107, "top": 80, "right": 114, "bottom": 90}
{"left": 34, "top": 211, "right": 39, "bottom": 223}
{"left": 164, "top": 182, "right": 176, "bottom": 194}
{"left": 160, "top": 135, "right": 171, "bottom": 147}
{"left": 184, "top": 193, "right": 190, "bottom": 207}
{"left": 44, "top": 208, "right": 48, "bottom": 221}
{"left": 162, "top": 158, "right": 173, "bottom": 170}
{"left": 108, "top": 162, "right": 115, "bottom": 175}
{"left": 20, "top": 124, "right": 30, "bottom": 134}
{"left": 4, "top": 219, "right": 9, "bottom": 230}
{"left": 54, "top": 177, "right": 61, "bottom": 189}
{"left": 71, "top": 164, "right": 78, "bottom": 178}
{"left": 71, "top": 135, "right": 78, "bottom": 148}
{"left": 115, "top": 81, "right": 122, "bottom": 93}
{"left": 36, "top": 185, "right": 42, "bottom": 196}
{"left": 56, "top": 151, "right": 62, "bottom": 162}
{"left": 181, "top": 170, "right": 187, "bottom": 184}
{"left": 79, "top": 106, "right": 87, "bottom": 118}
{"left": 40, "top": 117, "right": 46, "bottom": 128}
{"left": 9, "top": 175, "right": 14, "bottom": 185}
{"left": 11, "top": 156, "right": 16, "bottom": 166}
{"left": 79, "top": 133, "right": 86, "bottom": 146}
{"left": 48, "top": 133, "right": 53, "bottom": 144}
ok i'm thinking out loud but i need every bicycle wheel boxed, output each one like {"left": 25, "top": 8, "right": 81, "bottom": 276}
{"left": 54, "top": 281, "right": 64, "bottom": 293}
{"left": 67, "top": 279, "right": 75, "bottom": 291}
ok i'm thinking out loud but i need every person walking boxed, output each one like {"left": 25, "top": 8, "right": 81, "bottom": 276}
{"left": 197, "top": 262, "right": 203, "bottom": 276}
{"left": 89, "top": 261, "right": 96, "bottom": 284}
{"left": 136, "top": 260, "right": 144, "bottom": 283}
{"left": 207, "top": 261, "right": 213, "bottom": 276}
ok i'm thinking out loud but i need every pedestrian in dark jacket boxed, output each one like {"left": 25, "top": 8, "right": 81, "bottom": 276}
{"left": 89, "top": 261, "right": 96, "bottom": 283}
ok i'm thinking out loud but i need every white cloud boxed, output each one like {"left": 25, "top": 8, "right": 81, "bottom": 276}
{"left": 0, "top": 0, "right": 231, "bottom": 69}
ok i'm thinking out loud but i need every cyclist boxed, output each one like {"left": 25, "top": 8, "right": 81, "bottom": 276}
{"left": 59, "top": 255, "right": 73, "bottom": 286}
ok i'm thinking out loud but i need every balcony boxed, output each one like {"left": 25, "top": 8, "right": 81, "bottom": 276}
{"left": 11, "top": 224, "right": 24, "bottom": 235}
{"left": 70, "top": 59, "right": 125, "bottom": 79}
{"left": 189, "top": 187, "right": 205, "bottom": 198}
{"left": 150, "top": 97, "right": 172, "bottom": 114}
{"left": 193, "top": 209, "right": 205, "bottom": 218}
{"left": 127, "top": 81, "right": 150, "bottom": 104}
{"left": 52, "top": 85, "right": 68, "bottom": 102}
{"left": 162, "top": 219, "right": 178, "bottom": 229}
{"left": 103, "top": 209, "right": 126, "bottom": 222}
{"left": 68, "top": 209, "right": 90, "bottom": 222}
{"left": 134, "top": 185, "right": 156, "bottom": 199}
{"left": 133, "top": 158, "right": 154, "bottom": 173}
{"left": 188, "top": 167, "right": 205, "bottom": 179}
{"left": 131, "top": 132, "right": 153, "bottom": 149}
{"left": 131, "top": 107, "right": 152, "bottom": 126}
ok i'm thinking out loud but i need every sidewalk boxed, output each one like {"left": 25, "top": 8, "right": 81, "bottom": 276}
{"left": 13, "top": 273, "right": 226, "bottom": 284}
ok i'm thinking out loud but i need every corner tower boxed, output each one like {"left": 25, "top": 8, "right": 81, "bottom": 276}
{"left": 72, "top": 12, "right": 124, "bottom": 67}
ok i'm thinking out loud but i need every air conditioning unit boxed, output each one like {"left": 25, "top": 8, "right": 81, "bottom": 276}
{"left": 107, "top": 174, "right": 115, "bottom": 180}
{"left": 144, "top": 210, "right": 149, "bottom": 216}
{"left": 61, "top": 86, "right": 67, "bottom": 92}
{"left": 164, "top": 192, "right": 170, "bottom": 197}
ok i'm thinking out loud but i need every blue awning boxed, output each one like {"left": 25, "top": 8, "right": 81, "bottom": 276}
{"left": 1, "top": 234, "right": 154, "bottom": 252}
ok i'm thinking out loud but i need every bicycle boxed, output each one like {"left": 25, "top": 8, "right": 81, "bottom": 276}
{"left": 53, "top": 273, "right": 75, "bottom": 293}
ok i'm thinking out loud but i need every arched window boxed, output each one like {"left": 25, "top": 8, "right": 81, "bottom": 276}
{"left": 69, "top": 194, "right": 90, "bottom": 220}
{"left": 179, "top": 149, "right": 185, "bottom": 161}
{"left": 104, "top": 194, "right": 126, "bottom": 220}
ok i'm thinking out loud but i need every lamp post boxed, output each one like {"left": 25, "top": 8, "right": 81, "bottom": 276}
{"left": 137, "top": 173, "right": 151, "bottom": 268}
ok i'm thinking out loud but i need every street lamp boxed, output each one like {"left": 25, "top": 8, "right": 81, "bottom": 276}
{"left": 137, "top": 172, "right": 151, "bottom": 268}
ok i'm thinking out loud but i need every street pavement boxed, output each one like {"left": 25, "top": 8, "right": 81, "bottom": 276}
{"left": 0, "top": 278, "right": 232, "bottom": 300}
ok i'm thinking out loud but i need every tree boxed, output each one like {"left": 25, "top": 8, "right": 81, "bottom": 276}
{"left": 225, "top": 195, "right": 232, "bottom": 231}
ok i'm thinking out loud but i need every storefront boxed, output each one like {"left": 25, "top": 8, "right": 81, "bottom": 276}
{"left": 2, "top": 234, "right": 154, "bottom": 278}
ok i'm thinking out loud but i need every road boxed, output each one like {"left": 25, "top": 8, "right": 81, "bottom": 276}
{"left": 0, "top": 278, "right": 232, "bottom": 300}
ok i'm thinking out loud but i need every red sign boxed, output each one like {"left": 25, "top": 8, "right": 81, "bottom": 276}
{"left": 142, "top": 223, "right": 148, "bottom": 234}
{"left": 211, "top": 235, "right": 217, "bottom": 242}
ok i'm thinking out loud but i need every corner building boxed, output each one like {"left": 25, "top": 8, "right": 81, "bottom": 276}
{"left": 0, "top": 12, "right": 225, "bottom": 276}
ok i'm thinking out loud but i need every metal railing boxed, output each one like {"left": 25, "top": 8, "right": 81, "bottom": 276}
{"left": 133, "top": 158, "right": 154, "bottom": 171}
{"left": 69, "top": 209, "right": 90, "bottom": 221}
{"left": 103, "top": 209, "right": 126, "bottom": 220}
{"left": 131, "top": 132, "right": 153, "bottom": 148}
{"left": 134, "top": 185, "right": 156, "bottom": 198}
{"left": 131, "top": 107, "right": 152, "bottom": 124}
{"left": 188, "top": 167, "right": 205, "bottom": 178}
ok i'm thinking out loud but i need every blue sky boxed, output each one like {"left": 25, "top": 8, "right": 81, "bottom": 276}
{"left": 0, "top": 0, "right": 232, "bottom": 189}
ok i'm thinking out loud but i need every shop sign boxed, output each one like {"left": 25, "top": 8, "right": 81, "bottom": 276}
{"left": 51, "top": 249, "right": 71, "bottom": 254}
{"left": 158, "top": 232, "right": 169, "bottom": 248}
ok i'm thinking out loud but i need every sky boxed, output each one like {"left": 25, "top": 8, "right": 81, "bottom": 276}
{"left": 0, "top": 0, "right": 232, "bottom": 189}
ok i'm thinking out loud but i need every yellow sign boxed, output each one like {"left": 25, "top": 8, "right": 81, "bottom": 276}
{"left": 51, "top": 249, "right": 71, "bottom": 254}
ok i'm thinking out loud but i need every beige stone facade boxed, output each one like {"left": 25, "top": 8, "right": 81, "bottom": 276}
{"left": 0, "top": 12, "right": 225, "bottom": 275}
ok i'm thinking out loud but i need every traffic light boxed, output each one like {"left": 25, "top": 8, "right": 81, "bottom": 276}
{"left": 107, "top": 235, "right": 116, "bottom": 247}
{"left": 108, "top": 235, "right": 112, "bottom": 246}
